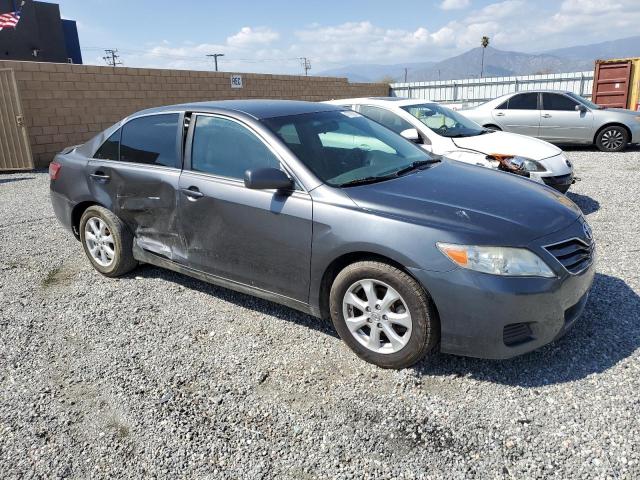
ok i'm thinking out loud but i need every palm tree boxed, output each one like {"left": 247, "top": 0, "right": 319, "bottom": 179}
{"left": 480, "top": 36, "right": 490, "bottom": 78}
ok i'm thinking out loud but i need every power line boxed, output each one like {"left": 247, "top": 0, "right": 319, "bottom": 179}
{"left": 102, "top": 49, "right": 122, "bottom": 67}
{"left": 300, "top": 57, "right": 311, "bottom": 76}
{"left": 206, "top": 53, "right": 224, "bottom": 72}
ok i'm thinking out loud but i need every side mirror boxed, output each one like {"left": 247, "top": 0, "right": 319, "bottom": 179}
{"left": 575, "top": 104, "right": 587, "bottom": 113}
{"left": 244, "top": 167, "right": 293, "bottom": 190}
{"left": 400, "top": 128, "right": 421, "bottom": 143}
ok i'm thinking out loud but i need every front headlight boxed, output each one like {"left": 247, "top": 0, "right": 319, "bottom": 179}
{"left": 436, "top": 243, "right": 555, "bottom": 277}
{"left": 488, "top": 154, "right": 547, "bottom": 173}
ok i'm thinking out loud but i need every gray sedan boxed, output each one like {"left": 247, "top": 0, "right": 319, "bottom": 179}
{"left": 50, "top": 100, "right": 594, "bottom": 369}
{"left": 462, "top": 90, "right": 640, "bottom": 152}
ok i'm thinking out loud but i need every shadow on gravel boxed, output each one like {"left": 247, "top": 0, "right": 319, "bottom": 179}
{"left": 129, "top": 264, "right": 339, "bottom": 339}
{"left": 567, "top": 192, "right": 600, "bottom": 215}
{"left": 413, "top": 273, "right": 640, "bottom": 387}
{"left": 0, "top": 176, "right": 36, "bottom": 185}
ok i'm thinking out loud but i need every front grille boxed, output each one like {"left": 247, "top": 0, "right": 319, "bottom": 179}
{"left": 544, "top": 238, "right": 594, "bottom": 274}
{"left": 503, "top": 322, "right": 533, "bottom": 346}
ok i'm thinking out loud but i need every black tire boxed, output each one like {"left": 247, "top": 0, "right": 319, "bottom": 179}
{"left": 595, "top": 125, "right": 628, "bottom": 152}
{"left": 79, "top": 206, "right": 137, "bottom": 277}
{"left": 329, "top": 260, "right": 439, "bottom": 369}
{"left": 484, "top": 124, "right": 502, "bottom": 131}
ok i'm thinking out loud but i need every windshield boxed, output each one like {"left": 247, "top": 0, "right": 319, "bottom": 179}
{"left": 566, "top": 92, "right": 603, "bottom": 110}
{"left": 262, "top": 110, "right": 433, "bottom": 187}
{"left": 402, "top": 103, "right": 487, "bottom": 137}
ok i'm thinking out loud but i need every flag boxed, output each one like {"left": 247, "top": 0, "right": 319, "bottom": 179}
{"left": 0, "top": 11, "right": 21, "bottom": 31}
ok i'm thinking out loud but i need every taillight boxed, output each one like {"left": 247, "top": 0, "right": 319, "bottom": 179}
{"left": 49, "top": 161, "right": 62, "bottom": 180}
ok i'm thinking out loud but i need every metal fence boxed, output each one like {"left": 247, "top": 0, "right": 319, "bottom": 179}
{"left": 389, "top": 71, "right": 594, "bottom": 109}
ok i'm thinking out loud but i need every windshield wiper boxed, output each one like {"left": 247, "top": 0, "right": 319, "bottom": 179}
{"left": 394, "top": 159, "right": 441, "bottom": 176}
{"left": 338, "top": 174, "right": 397, "bottom": 187}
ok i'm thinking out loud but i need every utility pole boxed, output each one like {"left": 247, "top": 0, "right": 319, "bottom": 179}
{"left": 404, "top": 68, "right": 408, "bottom": 83}
{"left": 103, "top": 49, "right": 122, "bottom": 67}
{"left": 480, "top": 36, "right": 490, "bottom": 78}
{"left": 206, "top": 53, "right": 225, "bottom": 72}
{"left": 300, "top": 57, "right": 311, "bottom": 76}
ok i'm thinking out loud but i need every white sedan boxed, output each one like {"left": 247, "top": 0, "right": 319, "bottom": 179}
{"left": 325, "top": 97, "right": 575, "bottom": 193}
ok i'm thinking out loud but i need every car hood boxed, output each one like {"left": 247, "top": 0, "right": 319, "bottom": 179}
{"left": 343, "top": 160, "right": 581, "bottom": 245}
{"left": 451, "top": 131, "right": 562, "bottom": 160}
{"left": 600, "top": 108, "right": 640, "bottom": 118}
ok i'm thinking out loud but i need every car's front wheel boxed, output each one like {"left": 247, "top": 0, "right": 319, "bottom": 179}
{"left": 329, "top": 260, "right": 439, "bottom": 369}
{"left": 595, "top": 125, "right": 628, "bottom": 152}
{"left": 79, "top": 206, "right": 137, "bottom": 277}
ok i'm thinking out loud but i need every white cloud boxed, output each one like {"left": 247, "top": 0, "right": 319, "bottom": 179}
{"left": 227, "top": 27, "right": 279, "bottom": 47}
{"left": 440, "top": 0, "right": 471, "bottom": 10}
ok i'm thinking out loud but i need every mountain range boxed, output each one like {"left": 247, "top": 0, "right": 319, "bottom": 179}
{"left": 317, "top": 36, "right": 640, "bottom": 83}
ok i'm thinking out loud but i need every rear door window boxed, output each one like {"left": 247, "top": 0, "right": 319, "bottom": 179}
{"left": 119, "top": 114, "right": 180, "bottom": 168}
{"left": 94, "top": 129, "right": 120, "bottom": 160}
{"left": 504, "top": 93, "right": 538, "bottom": 110}
{"left": 542, "top": 93, "right": 579, "bottom": 111}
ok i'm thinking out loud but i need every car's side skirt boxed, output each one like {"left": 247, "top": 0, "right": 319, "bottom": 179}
{"left": 132, "top": 244, "right": 317, "bottom": 317}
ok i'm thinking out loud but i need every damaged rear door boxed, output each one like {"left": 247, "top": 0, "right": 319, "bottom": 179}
{"left": 87, "top": 112, "right": 183, "bottom": 259}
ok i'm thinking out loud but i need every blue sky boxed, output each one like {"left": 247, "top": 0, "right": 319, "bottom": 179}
{"left": 53, "top": 0, "right": 640, "bottom": 74}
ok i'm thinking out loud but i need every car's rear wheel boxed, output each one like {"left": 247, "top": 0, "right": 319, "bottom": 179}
{"left": 329, "top": 260, "right": 439, "bottom": 369}
{"left": 595, "top": 126, "right": 628, "bottom": 152}
{"left": 79, "top": 206, "right": 137, "bottom": 277}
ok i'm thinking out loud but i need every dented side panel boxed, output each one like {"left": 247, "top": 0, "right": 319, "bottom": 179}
{"left": 87, "top": 160, "right": 182, "bottom": 258}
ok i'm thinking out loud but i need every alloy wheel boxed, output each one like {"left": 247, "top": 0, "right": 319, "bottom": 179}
{"left": 84, "top": 217, "right": 115, "bottom": 267}
{"left": 342, "top": 279, "right": 412, "bottom": 354}
{"left": 601, "top": 129, "right": 624, "bottom": 151}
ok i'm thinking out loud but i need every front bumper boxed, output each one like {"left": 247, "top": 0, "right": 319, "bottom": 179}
{"left": 531, "top": 153, "right": 574, "bottom": 193}
{"left": 410, "top": 219, "right": 595, "bottom": 359}
{"left": 630, "top": 121, "right": 640, "bottom": 144}
{"left": 540, "top": 174, "right": 574, "bottom": 193}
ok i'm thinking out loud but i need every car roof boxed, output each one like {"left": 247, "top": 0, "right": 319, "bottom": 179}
{"left": 131, "top": 99, "right": 343, "bottom": 120}
{"left": 496, "top": 89, "right": 575, "bottom": 99}
{"left": 326, "top": 97, "right": 438, "bottom": 107}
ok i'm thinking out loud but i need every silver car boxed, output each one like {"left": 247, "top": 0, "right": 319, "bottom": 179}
{"left": 462, "top": 90, "right": 640, "bottom": 152}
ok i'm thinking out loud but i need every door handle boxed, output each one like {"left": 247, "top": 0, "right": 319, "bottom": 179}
{"left": 542, "top": 114, "right": 552, "bottom": 118}
{"left": 89, "top": 171, "right": 110, "bottom": 181}
{"left": 495, "top": 112, "right": 505, "bottom": 117}
{"left": 181, "top": 187, "right": 204, "bottom": 199}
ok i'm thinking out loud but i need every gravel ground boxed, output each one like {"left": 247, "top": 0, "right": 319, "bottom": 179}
{"left": 1, "top": 148, "right": 639, "bottom": 479}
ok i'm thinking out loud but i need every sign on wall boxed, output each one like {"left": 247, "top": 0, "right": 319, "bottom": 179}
{"left": 231, "top": 74, "right": 243, "bottom": 89}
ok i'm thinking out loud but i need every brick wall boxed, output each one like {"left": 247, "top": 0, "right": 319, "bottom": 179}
{"left": 0, "top": 60, "right": 389, "bottom": 168}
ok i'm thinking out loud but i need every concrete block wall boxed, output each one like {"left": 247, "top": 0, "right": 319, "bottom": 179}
{"left": 0, "top": 60, "right": 389, "bottom": 168}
